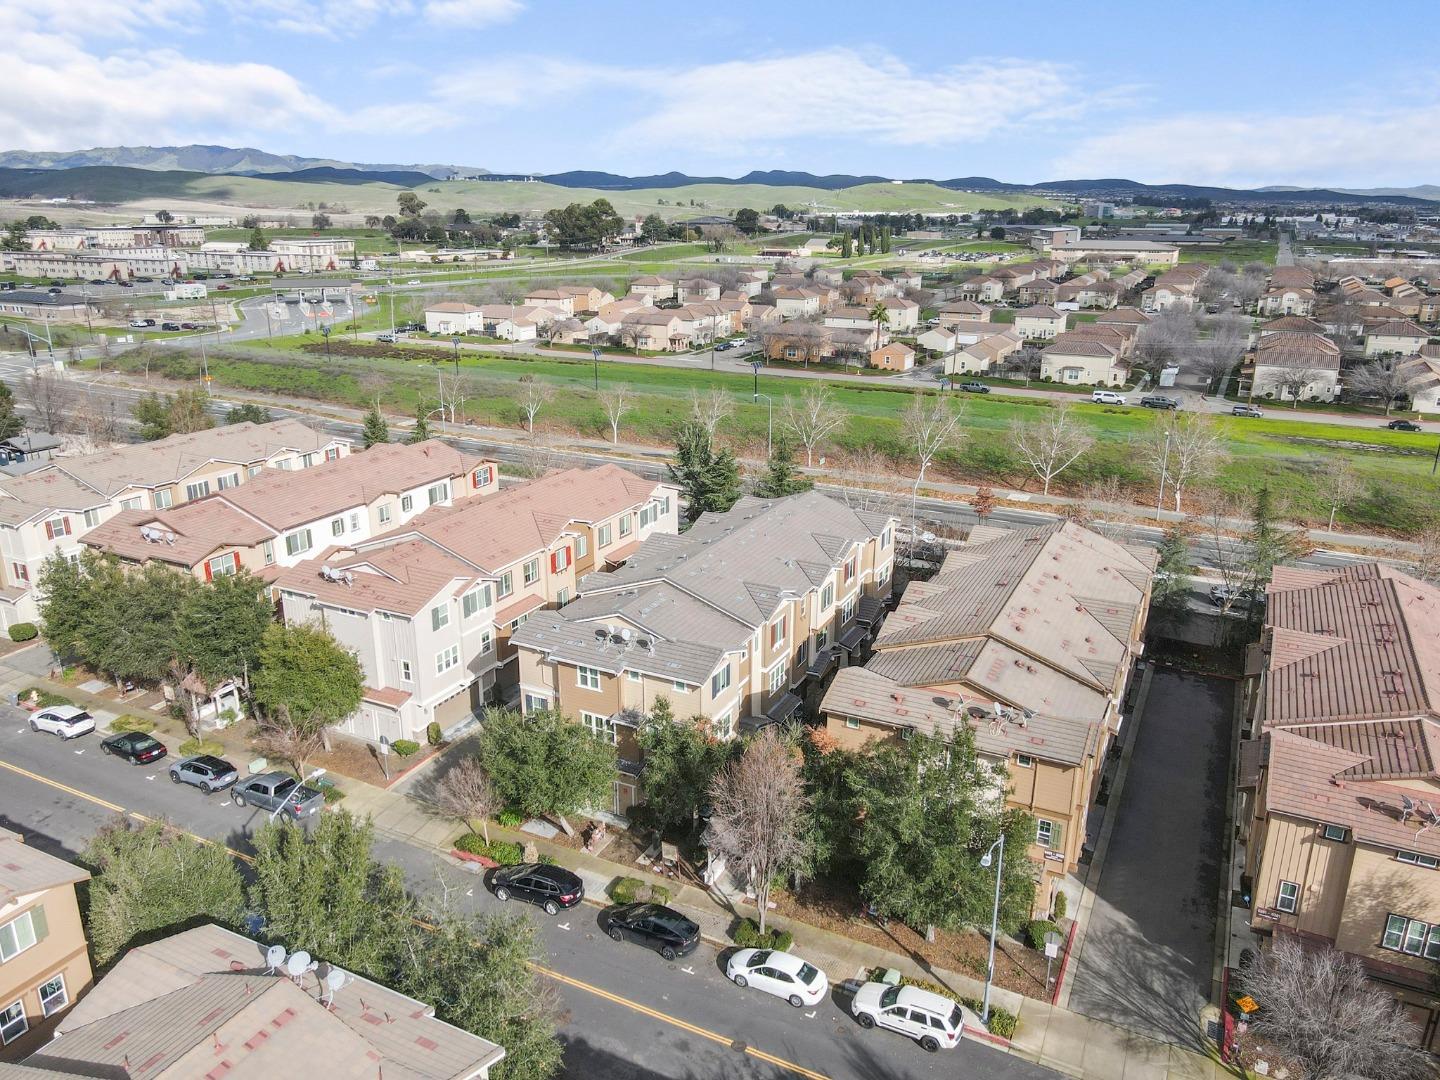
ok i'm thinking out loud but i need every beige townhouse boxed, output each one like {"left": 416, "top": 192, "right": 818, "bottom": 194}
{"left": 938, "top": 300, "right": 992, "bottom": 326}
{"left": 1364, "top": 319, "right": 1430, "bottom": 358}
{"left": 1251, "top": 333, "right": 1342, "bottom": 402}
{"left": 1014, "top": 305, "right": 1068, "bottom": 341}
{"left": 628, "top": 275, "right": 675, "bottom": 302}
{"left": 0, "top": 420, "right": 347, "bottom": 629}
{"left": 943, "top": 328, "right": 1023, "bottom": 376}
{"left": 512, "top": 491, "right": 899, "bottom": 817}
{"left": 1040, "top": 333, "right": 1129, "bottom": 386}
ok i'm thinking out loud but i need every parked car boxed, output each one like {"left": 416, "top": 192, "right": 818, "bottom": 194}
{"left": 179, "top": 322, "right": 198, "bottom": 330}
{"left": 376, "top": 333, "right": 396, "bottom": 343}
{"left": 1387, "top": 419, "right": 1422, "bottom": 431}
{"left": 406, "top": 279, "right": 422, "bottom": 286}
{"left": 46, "top": 286, "right": 62, "bottom": 294}
{"left": 169, "top": 754, "right": 239, "bottom": 794}
{"left": 118, "top": 280, "right": 133, "bottom": 288}
{"left": 714, "top": 341, "right": 734, "bottom": 351}
{"left": 850, "top": 982, "right": 963, "bottom": 1052}
{"left": 726, "top": 948, "right": 828, "bottom": 1008}
{"left": 215, "top": 284, "right": 230, "bottom": 291}
{"left": 128, "top": 318, "right": 152, "bottom": 328}
{"left": 160, "top": 278, "right": 175, "bottom": 286}
{"left": 29, "top": 706, "right": 95, "bottom": 740}
{"left": 1209, "top": 583, "right": 1265, "bottom": 610}
{"left": 1231, "top": 405, "right": 1264, "bottom": 418}
{"left": 1091, "top": 390, "right": 1128, "bottom": 405}
{"left": 955, "top": 381, "right": 991, "bottom": 394}
{"left": 160, "top": 322, "right": 182, "bottom": 331}
{"left": 605, "top": 903, "right": 700, "bottom": 960}
{"left": 100, "top": 731, "right": 168, "bottom": 765}
{"left": 232, "top": 771, "right": 324, "bottom": 818}
{"left": 1140, "top": 395, "right": 1180, "bottom": 410}
{"left": 490, "top": 862, "right": 584, "bottom": 915}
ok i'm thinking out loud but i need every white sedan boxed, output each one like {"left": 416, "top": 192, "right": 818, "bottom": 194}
{"left": 725, "top": 948, "right": 828, "bottom": 1008}
{"left": 30, "top": 706, "right": 96, "bottom": 740}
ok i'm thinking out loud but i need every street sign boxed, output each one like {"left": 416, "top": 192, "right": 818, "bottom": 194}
{"left": 751, "top": 360, "right": 762, "bottom": 373}
{"left": 1233, "top": 994, "right": 1259, "bottom": 1015}
{"left": 1043, "top": 931, "right": 1063, "bottom": 959}
{"left": 592, "top": 348, "right": 602, "bottom": 360}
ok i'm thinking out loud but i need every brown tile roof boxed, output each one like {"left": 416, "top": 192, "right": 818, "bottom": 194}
{"left": 1095, "top": 307, "right": 1151, "bottom": 325}
{"left": 0, "top": 827, "right": 88, "bottom": 910}
{"left": 83, "top": 502, "right": 270, "bottom": 568}
{"left": 275, "top": 539, "right": 478, "bottom": 617}
{"left": 1015, "top": 305, "right": 1063, "bottom": 319}
{"left": 1042, "top": 337, "right": 1116, "bottom": 359}
{"left": 425, "top": 301, "right": 481, "bottom": 313}
{"left": 1366, "top": 319, "right": 1428, "bottom": 339}
{"left": 1261, "top": 316, "right": 1327, "bottom": 333}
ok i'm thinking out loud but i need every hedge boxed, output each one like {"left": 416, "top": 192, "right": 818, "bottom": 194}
{"left": 178, "top": 737, "right": 224, "bottom": 757}
{"left": 734, "top": 918, "right": 793, "bottom": 952}
{"left": 1024, "top": 919, "right": 1060, "bottom": 950}
{"left": 608, "top": 877, "right": 646, "bottom": 905}
{"left": 8, "top": 623, "right": 37, "bottom": 642}
{"left": 109, "top": 715, "right": 156, "bottom": 734}
{"left": 426, "top": 721, "right": 443, "bottom": 746}
{"left": 20, "top": 687, "right": 72, "bottom": 708}
{"left": 454, "top": 832, "right": 523, "bottom": 864}
{"left": 391, "top": 738, "right": 420, "bottom": 757}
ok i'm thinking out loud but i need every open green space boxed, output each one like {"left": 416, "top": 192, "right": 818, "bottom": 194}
{"left": 1178, "top": 239, "right": 1278, "bottom": 266}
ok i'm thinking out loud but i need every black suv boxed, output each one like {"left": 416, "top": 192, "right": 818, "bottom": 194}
{"left": 1140, "top": 395, "right": 1180, "bottom": 410}
{"left": 491, "top": 862, "right": 584, "bottom": 915}
{"left": 606, "top": 903, "right": 701, "bottom": 960}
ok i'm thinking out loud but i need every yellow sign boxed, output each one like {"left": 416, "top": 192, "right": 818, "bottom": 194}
{"left": 1234, "top": 995, "right": 1259, "bottom": 1014}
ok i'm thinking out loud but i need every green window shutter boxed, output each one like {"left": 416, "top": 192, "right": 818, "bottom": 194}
{"left": 30, "top": 905, "right": 48, "bottom": 945}
{"left": 1049, "top": 820, "right": 1064, "bottom": 852}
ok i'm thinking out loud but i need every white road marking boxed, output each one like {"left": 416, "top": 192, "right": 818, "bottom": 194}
{"left": 220, "top": 801, "right": 231, "bottom": 807}
{"left": 805, "top": 1011, "right": 817, "bottom": 1019}
{"left": 557, "top": 922, "right": 571, "bottom": 931}
{"left": 74, "top": 749, "right": 84, "bottom": 755}
{"left": 146, "top": 774, "right": 155, "bottom": 781}
{"left": 465, "top": 888, "right": 473, "bottom": 897}
{"left": 681, "top": 965, "right": 695, "bottom": 975}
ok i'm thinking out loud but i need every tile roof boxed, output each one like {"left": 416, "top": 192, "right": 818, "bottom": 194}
{"left": 1260, "top": 316, "right": 1327, "bottom": 333}
{"left": 0, "top": 827, "right": 88, "bottom": 910}
{"left": 275, "top": 539, "right": 479, "bottom": 617}
{"left": 1041, "top": 337, "right": 1116, "bottom": 359}
{"left": 1366, "top": 319, "right": 1429, "bottom": 338}
{"left": 83, "top": 502, "right": 271, "bottom": 567}
{"left": 1015, "top": 305, "right": 1063, "bottom": 318}
{"left": 1095, "top": 307, "right": 1151, "bottom": 325}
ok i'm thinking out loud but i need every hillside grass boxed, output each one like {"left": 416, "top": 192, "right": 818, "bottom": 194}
{"left": 90, "top": 344, "right": 1440, "bottom": 535}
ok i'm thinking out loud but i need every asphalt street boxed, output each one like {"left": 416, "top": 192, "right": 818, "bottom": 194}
{"left": 0, "top": 709, "right": 1063, "bottom": 1080}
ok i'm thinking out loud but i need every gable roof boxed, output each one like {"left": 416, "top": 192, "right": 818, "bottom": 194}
{"left": 0, "top": 827, "right": 88, "bottom": 911}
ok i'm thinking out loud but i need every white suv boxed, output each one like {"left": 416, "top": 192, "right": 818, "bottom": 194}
{"left": 30, "top": 706, "right": 96, "bottom": 740}
{"left": 851, "top": 982, "right": 963, "bottom": 1052}
{"left": 1091, "top": 390, "right": 1127, "bottom": 405}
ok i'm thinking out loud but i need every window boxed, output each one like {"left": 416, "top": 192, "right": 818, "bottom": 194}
{"left": 43, "top": 517, "right": 70, "bottom": 541}
{"left": 550, "top": 547, "right": 571, "bottom": 573}
{"left": 878, "top": 564, "right": 891, "bottom": 587}
{"left": 349, "top": 512, "right": 360, "bottom": 531}
{"left": 0, "top": 1000, "right": 25, "bottom": 1046}
{"left": 185, "top": 480, "right": 211, "bottom": 501}
{"left": 1014, "top": 754, "right": 1035, "bottom": 769}
{"left": 881, "top": 527, "right": 892, "bottom": 549}
{"left": 522, "top": 692, "right": 549, "bottom": 713}
{"left": 844, "top": 557, "right": 856, "bottom": 583}
{"left": 1397, "top": 851, "right": 1440, "bottom": 869}
{"left": 815, "top": 628, "right": 828, "bottom": 650}
{"left": 796, "top": 640, "right": 808, "bottom": 666}
{"left": 1276, "top": 880, "right": 1300, "bottom": 914}
{"left": 1382, "top": 914, "right": 1440, "bottom": 959}
{"left": 769, "top": 615, "right": 786, "bottom": 648}
{"left": 638, "top": 504, "right": 654, "bottom": 528}
{"left": 768, "top": 662, "right": 786, "bottom": 694}
{"left": 711, "top": 664, "right": 731, "bottom": 697}
{"left": 462, "top": 585, "right": 491, "bottom": 619}
{"left": 842, "top": 597, "right": 856, "bottom": 623}
{"left": 577, "top": 666, "right": 601, "bottom": 690}
{"left": 523, "top": 558, "right": 540, "bottom": 585}
{"left": 672, "top": 679, "right": 687, "bottom": 692}
{"left": 497, "top": 571, "right": 513, "bottom": 599}
{"left": 820, "top": 583, "right": 834, "bottom": 610}
{"left": 401, "top": 494, "right": 414, "bottom": 513}
{"left": 38, "top": 974, "right": 67, "bottom": 1017}
{"left": 302, "top": 452, "right": 316, "bottom": 468}
{"left": 598, "top": 523, "right": 612, "bottom": 547}
{"left": 574, "top": 534, "right": 588, "bottom": 558}
{"left": 431, "top": 604, "right": 450, "bottom": 631}
{"left": 627, "top": 669, "right": 642, "bottom": 682}
{"left": 427, "top": 481, "right": 449, "bottom": 506}
{"left": 1321, "top": 824, "right": 1350, "bottom": 843}
{"left": 325, "top": 446, "right": 341, "bottom": 462}
{"left": 378, "top": 503, "right": 392, "bottom": 525}
{"left": 247, "top": 465, "right": 263, "bottom": 478}
{"left": 556, "top": 587, "right": 570, "bottom": 606}
{"left": 473, "top": 465, "right": 494, "bottom": 488}
{"left": 284, "top": 529, "right": 313, "bottom": 557}
{"left": 399, "top": 660, "right": 412, "bottom": 683}
{"left": 0, "top": 908, "right": 39, "bottom": 962}
{"left": 205, "top": 553, "right": 238, "bottom": 580}
{"left": 120, "top": 497, "right": 142, "bottom": 511}
{"left": 712, "top": 712, "right": 734, "bottom": 739}
{"left": 10, "top": 563, "right": 27, "bottom": 584}
{"left": 479, "top": 630, "right": 493, "bottom": 652}
{"left": 1035, "top": 819, "right": 1056, "bottom": 849}
{"left": 435, "top": 644, "right": 460, "bottom": 674}
{"left": 83, "top": 508, "right": 101, "bottom": 529}
{"left": 581, "top": 711, "right": 616, "bottom": 743}
{"left": 619, "top": 513, "right": 632, "bottom": 537}
{"left": 510, "top": 612, "right": 531, "bottom": 632}
{"left": 262, "top": 539, "right": 275, "bottom": 566}
{"left": 332, "top": 517, "right": 345, "bottom": 537}
{"left": 845, "top": 717, "right": 861, "bottom": 730}
{"left": 217, "top": 472, "right": 240, "bottom": 491}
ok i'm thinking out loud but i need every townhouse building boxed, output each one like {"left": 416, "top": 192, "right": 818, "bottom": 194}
{"left": 512, "top": 491, "right": 899, "bottom": 817}
{"left": 1040, "top": 332, "right": 1130, "bottom": 386}
{"left": 956, "top": 276, "right": 1005, "bottom": 303}
{"left": 943, "top": 328, "right": 1023, "bottom": 376}
{"left": 938, "top": 301, "right": 992, "bottom": 326}
{"left": 1363, "top": 319, "right": 1430, "bottom": 358}
{"left": 273, "top": 465, "right": 678, "bottom": 745}
{"left": 628, "top": 275, "right": 675, "bottom": 302}
{"left": 1251, "top": 333, "right": 1342, "bottom": 402}
{"left": 1014, "top": 305, "right": 1068, "bottom": 341}
{"left": 0, "top": 421, "right": 347, "bottom": 628}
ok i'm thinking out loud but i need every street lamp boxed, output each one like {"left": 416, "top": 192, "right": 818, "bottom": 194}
{"left": 751, "top": 361, "right": 773, "bottom": 456}
{"left": 270, "top": 768, "right": 326, "bottom": 822}
{"left": 979, "top": 834, "right": 1005, "bottom": 1029}
{"left": 1154, "top": 426, "right": 1172, "bottom": 519}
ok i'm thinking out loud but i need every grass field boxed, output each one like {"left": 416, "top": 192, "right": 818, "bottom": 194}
{"left": 1178, "top": 240, "right": 1278, "bottom": 266}
{"left": 89, "top": 343, "right": 1440, "bottom": 535}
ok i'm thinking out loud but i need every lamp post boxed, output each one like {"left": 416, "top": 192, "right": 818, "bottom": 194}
{"left": 271, "top": 768, "right": 326, "bottom": 822}
{"left": 1154, "top": 426, "right": 1172, "bottom": 519}
{"left": 979, "top": 834, "right": 1005, "bottom": 1029}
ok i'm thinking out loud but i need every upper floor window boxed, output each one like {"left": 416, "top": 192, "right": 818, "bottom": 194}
{"left": 710, "top": 664, "right": 731, "bottom": 697}
{"left": 473, "top": 465, "right": 495, "bottom": 488}
{"left": 427, "top": 481, "right": 449, "bottom": 506}
{"left": 618, "top": 514, "right": 632, "bottom": 538}
{"left": 378, "top": 503, "right": 392, "bottom": 524}
{"left": 401, "top": 494, "right": 414, "bottom": 513}
{"left": 302, "top": 452, "right": 316, "bottom": 468}
{"left": 1036, "top": 819, "right": 1057, "bottom": 848}
{"left": 435, "top": 643, "right": 460, "bottom": 674}
{"left": 497, "top": 571, "right": 513, "bottom": 599}
{"left": 769, "top": 615, "right": 787, "bottom": 648}
{"left": 577, "top": 666, "right": 601, "bottom": 691}
{"left": 550, "top": 547, "right": 572, "bottom": 574}
{"left": 820, "top": 583, "right": 834, "bottom": 610}
{"left": 217, "top": 472, "right": 240, "bottom": 491}
{"left": 0, "top": 907, "right": 41, "bottom": 962}
{"left": 1276, "top": 880, "right": 1300, "bottom": 914}
{"left": 431, "top": 604, "right": 450, "bottom": 631}
{"left": 325, "top": 446, "right": 341, "bottom": 462}
{"left": 284, "top": 529, "right": 313, "bottom": 557}
{"left": 574, "top": 533, "right": 588, "bottom": 558}
{"left": 598, "top": 523, "right": 613, "bottom": 547}
{"left": 581, "top": 711, "right": 616, "bottom": 744}
{"left": 1383, "top": 913, "right": 1440, "bottom": 959}
{"left": 844, "top": 557, "right": 857, "bottom": 583}
{"left": 185, "top": 480, "right": 210, "bottom": 501}
{"left": 523, "top": 558, "right": 540, "bottom": 585}
{"left": 43, "top": 516, "right": 71, "bottom": 541}
{"left": 155, "top": 489, "right": 173, "bottom": 508}
{"left": 462, "top": 584, "right": 492, "bottom": 619}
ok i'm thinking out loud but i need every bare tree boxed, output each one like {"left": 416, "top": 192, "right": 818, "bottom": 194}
{"left": 1320, "top": 460, "right": 1365, "bottom": 533}
{"left": 1010, "top": 403, "right": 1095, "bottom": 496}
{"left": 687, "top": 387, "right": 734, "bottom": 440}
{"left": 901, "top": 392, "right": 966, "bottom": 533}
{"left": 780, "top": 384, "right": 846, "bottom": 467}
{"left": 597, "top": 386, "right": 630, "bottom": 444}
{"left": 1142, "top": 412, "right": 1227, "bottom": 513}
{"left": 1257, "top": 358, "right": 1324, "bottom": 409}
{"left": 1347, "top": 357, "right": 1423, "bottom": 416}
{"left": 832, "top": 446, "right": 908, "bottom": 518}
{"left": 704, "top": 727, "right": 807, "bottom": 934}
{"left": 1193, "top": 493, "right": 1254, "bottom": 617}
{"left": 22, "top": 371, "right": 75, "bottom": 434}
{"left": 1193, "top": 314, "right": 1250, "bottom": 393}
{"left": 1241, "top": 936, "right": 1433, "bottom": 1080}
{"left": 1133, "top": 311, "right": 1197, "bottom": 378}
{"left": 1409, "top": 517, "right": 1440, "bottom": 585}
{"left": 435, "top": 757, "right": 501, "bottom": 842}
{"left": 517, "top": 375, "right": 553, "bottom": 437}
{"left": 254, "top": 715, "right": 328, "bottom": 781}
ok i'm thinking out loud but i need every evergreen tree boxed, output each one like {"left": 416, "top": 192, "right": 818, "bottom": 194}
{"left": 175, "top": 570, "right": 273, "bottom": 699}
{"left": 476, "top": 707, "right": 616, "bottom": 834}
{"left": 0, "top": 380, "right": 24, "bottom": 441}
{"left": 752, "top": 435, "right": 812, "bottom": 499}
{"left": 637, "top": 698, "right": 731, "bottom": 834}
{"left": 667, "top": 421, "right": 741, "bottom": 523}
{"left": 247, "top": 227, "right": 267, "bottom": 251}
{"left": 250, "top": 622, "right": 364, "bottom": 735}
{"left": 407, "top": 409, "right": 432, "bottom": 444}
{"left": 1244, "top": 485, "right": 1309, "bottom": 600}
{"left": 1150, "top": 520, "right": 1194, "bottom": 618}
{"left": 841, "top": 231, "right": 853, "bottom": 259}
{"left": 362, "top": 400, "right": 390, "bottom": 448}
{"left": 225, "top": 402, "right": 272, "bottom": 425}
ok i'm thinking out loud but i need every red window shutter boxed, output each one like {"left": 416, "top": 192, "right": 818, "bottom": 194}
{"left": 63, "top": 517, "right": 71, "bottom": 536}
{"left": 203, "top": 560, "right": 213, "bottom": 582}
{"left": 44, "top": 521, "right": 53, "bottom": 541}
{"left": 550, "top": 551, "right": 560, "bottom": 573}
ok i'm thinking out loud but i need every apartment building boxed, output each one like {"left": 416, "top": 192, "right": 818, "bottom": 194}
{"left": 512, "top": 491, "right": 899, "bottom": 817}
{"left": 0, "top": 420, "right": 347, "bottom": 628}
{"left": 1238, "top": 563, "right": 1440, "bottom": 1050}
{"left": 0, "top": 828, "right": 92, "bottom": 1061}
{"left": 829, "top": 521, "right": 1154, "bottom": 913}
{"left": 274, "top": 464, "right": 677, "bottom": 744}
{"left": 83, "top": 441, "right": 493, "bottom": 580}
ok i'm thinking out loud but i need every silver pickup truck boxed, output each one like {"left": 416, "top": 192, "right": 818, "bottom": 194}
{"left": 232, "top": 772, "right": 325, "bottom": 819}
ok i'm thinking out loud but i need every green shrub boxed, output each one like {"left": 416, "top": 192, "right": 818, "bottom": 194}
{"left": 391, "top": 738, "right": 420, "bottom": 757}
{"left": 1052, "top": 891, "right": 1068, "bottom": 922}
{"left": 497, "top": 808, "right": 523, "bottom": 828}
{"left": 609, "top": 877, "right": 645, "bottom": 905}
{"left": 734, "top": 918, "right": 792, "bottom": 952}
{"left": 321, "top": 785, "right": 346, "bottom": 804}
{"left": 538, "top": 853, "right": 557, "bottom": 866}
{"left": 1024, "top": 919, "right": 1060, "bottom": 950}
{"left": 426, "top": 721, "right": 443, "bottom": 746}
{"left": 648, "top": 884, "right": 671, "bottom": 905}
{"left": 959, "top": 996, "right": 1018, "bottom": 1039}
{"left": 454, "top": 832, "right": 523, "bottom": 864}
{"left": 8, "top": 622, "right": 37, "bottom": 642}
{"left": 178, "top": 737, "right": 224, "bottom": 757}
{"left": 109, "top": 715, "right": 155, "bottom": 734}
{"left": 20, "top": 687, "right": 72, "bottom": 708}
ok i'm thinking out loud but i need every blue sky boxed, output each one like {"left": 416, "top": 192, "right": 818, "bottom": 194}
{"left": 6, "top": 0, "right": 1437, "bottom": 188}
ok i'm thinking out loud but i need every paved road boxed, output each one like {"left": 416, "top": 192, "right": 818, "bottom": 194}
{"left": 0, "top": 713, "right": 1061, "bottom": 1080}
{"left": 1066, "top": 668, "right": 1233, "bottom": 1047}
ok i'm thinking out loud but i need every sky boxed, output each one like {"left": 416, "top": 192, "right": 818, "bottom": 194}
{"left": 5, "top": 0, "right": 1438, "bottom": 190}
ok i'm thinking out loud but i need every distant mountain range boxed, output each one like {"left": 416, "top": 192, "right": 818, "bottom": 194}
{"left": 0, "top": 144, "right": 1434, "bottom": 206}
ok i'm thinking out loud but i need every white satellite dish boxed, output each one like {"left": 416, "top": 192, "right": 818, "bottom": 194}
{"left": 264, "top": 944, "right": 286, "bottom": 974}
{"left": 322, "top": 966, "right": 351, "bottom": 1006}
{"left": 285, "top": 950, "right": 312, "bottom": 979}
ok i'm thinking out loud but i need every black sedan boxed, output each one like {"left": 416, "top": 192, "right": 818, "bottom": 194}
{"left": 101, "top": 731, "right": 168, "bottom": 765}
{"left": 169, "top": 754, "right": 238, "bottom": 793}
{"left": 491, "top": 862, "right": 584, "bottom": 915}
{"left": 1387, "top": 419, "right": 1422, "bottom": 432}
{"left": 606, "top": 903, "right": 701, "bottom": 961}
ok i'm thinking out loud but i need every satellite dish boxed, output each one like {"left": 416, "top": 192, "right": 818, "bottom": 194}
{"left": 265, "top": 944, "right": 286, "bottom": 974}
{"left": 322, "top": 967, "right": 351, "bottom": 1005}
{"left": 285, "top": 950, "right": 312, "bottom": 979}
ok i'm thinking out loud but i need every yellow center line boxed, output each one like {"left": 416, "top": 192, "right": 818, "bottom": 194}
{"left": 0, "top": 754, "right": 831, "bottom": 1080}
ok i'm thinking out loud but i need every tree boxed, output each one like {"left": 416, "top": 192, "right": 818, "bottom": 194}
{"left": 543, "top": 199, "right": 624, "bottom": 249}
{"left": 641, "top": 213, "right": 666, "bottom": 243}
{"left": 517, "top": 375, "right": 553, "bottom": 437}
{"left": 734, "top": 208, "right": 761, "bottom": 235}
{"left": 397, "top": 192, "right": 427, "bottom": 217}
{"left": 361, "top": 399, "right": 390, "bottom": 447}
{"left": 1133, "top": 311, "right": 1197, "bottom": 378}
{"left": 637, "top": 698, "right": 730, "bottom": 834}
{"left": 1321, "top": 460, "right": 1364, "bottom": 532}
{"left": 133, "top": 389, "right": 214, "bottom": 441}
{"left": 396, "top": 909, "right": 562, "bottom": 1080}
{"left": 752, "top": 434, "right": 813, "bottom": 499}
{"left": 1244, "top": 485, "right": 1310, "bottom": 597}
{"left": 1347, "top": 357, "right": 1423, "bottom": 415}
{"left": 248, "top": 227, "right": 267, "bottom": 251}
{"left": 867, "top": 301, "right": 891, "bottom": 366}
{"left": 1410, "top": 517, "right": 1440, "bottom": 585}
{"left": 780, "top": 383, "right": 846, "bottom": 467}
{"left": 407, "top": 407, "right": 432, "bottom": 444}
{"left": 901, "top": 392, "right": 965, "bottom": 530}
{"left": 840, "top": 231, "right": 853, "bottom": 259}
{"left": 1240, "top": 936, "right": 1433, "bottom": 1080}
{"left": 154, "top": 209, "right": 174, "bottom": 223}
{"left": 1193, "top": 319, "right": 1248, "bottom": 393}
{"left": 0, "top": 380, "right": 24, "bottom": 441}
{"left": 1143, "top": 412, "right": 1226, "bottom": 513}
{"left": 83, "top": 817, "right": 246, "bottom": 967}
{"left": 705, "top": 727, "right": 807, "bottom": 933}
{"left": 1150, "top": 520, "right": 1194, "bottom": 618}
{"left": 1258, "top": 357, "right": 1324, "bottom": 408}
{"left": 436, "top": 757, "right": 502, "bottom": 842}
{"left": 597, "top": 385, "right": 630, "bottom": 444}
{"left": 1009, "top": 403, "right": 1095, "bottom": 496}
{"left": 226, "top": 402, "right": 272, "bottom": 425}
{"left": 989, "top": 226, "right": 1006, "bottom": 240}
{"left": 87, "top": 561, "right": 195, "bottom": 691}
{"left": 311, "top": 212, "right": 331, "bottom": 230}
{"left": 969, "top": 485, "right": 997, "bottom": 524}
{"left": 23, "top": 370, "right": 74, "bottom": 435}
{"left": 476, "top": 707, "right": 616, "bottom": 834}
{"left": 249, "top": 810, "right": 412, "bottom": 980}
{"left": 668, "top": 421, "right": 741, "bottom": 523}
{"left": 250, "top": 622, "right": 364, "bottom": 745}
{"left": 0, "top": 221, "right": 29, "bottom": 251}
{"left": 687, "top": 387, "right": 734, "bottom": 440}
{"left": 174, "top": 570, "right": 271, "bottom": 726}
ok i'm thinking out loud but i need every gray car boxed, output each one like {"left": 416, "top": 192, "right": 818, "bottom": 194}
{"left": 232, "top": 771, "right": 324, "bottom": 818}
{"left": 169, "top": 754, "right": 239, "bottom": 794}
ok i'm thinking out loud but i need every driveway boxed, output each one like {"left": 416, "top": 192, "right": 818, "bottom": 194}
{"left": 1066, "top": 667, "right": 1233, "bottom": 1048}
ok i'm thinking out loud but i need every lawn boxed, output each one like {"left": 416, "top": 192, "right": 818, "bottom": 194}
{"left": 1178, "top": 239, "right": 1278, "bottom": 266}
{"left": 90, "top": 344, "right": 1440, "bottom": 535}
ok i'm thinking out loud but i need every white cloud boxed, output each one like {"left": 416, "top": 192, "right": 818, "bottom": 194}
{"left": 422, "top": 0, "right": 522, "bottom": 25}
{"left": 1054, "top": 106, "right": 1440, "bottom": 188}
{"left": 0, "top": 0, "right": 201, "bottom": 39}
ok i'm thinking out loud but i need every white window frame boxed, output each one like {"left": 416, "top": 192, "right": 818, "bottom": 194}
{"left": 672, "top": 679, "right": 687, "bottom": 692}
{"left": 1397, "top": 851, "right": 1440, "bottom": 869}
{"left": 767, "top": 661, "right": 786, "bottom": 694}
{"left": 427, "top": 481, "right": 449, "bottom": 506}
{"left": 627, "top": 669, "right": 642, "bottom": 682}
{"left": 710, "top": 663, "right": 731, "bottom": 697}
{"left": 431, "top": 604, "right": 450, "bottom": 631}
{"left": 1035, "top": 818, "right": 1056, "bottom": 849}
{"left": 1276, "top": 880, "right": 1299, "bottom": 914}
{"left": 581, "top": 711, "right": 616, "bottom": 744}
{"left": 83, "top": 508, "right": 100, "bottom": 529}
{"left": 820, "top": 583, "right": 834, "bottom": 610}
{"left": 332, "top": 517, "right": 345, "bottom": 537}
{"left": 0, "top": 999, "right": 25, "bottom": 1045}
{"left": 844, "top": 717, "right": 860, "bottom": 730}
{"left": 262, "top": 539, "right": 275, "bottom": 566}
{"left": 619, "top": 513, "right": 632, "bottom": 537}
{"left": 378, "top": 502, "right": 392, "bottom": 525}
{"left": 598, "top": 523, "right": 612, "bottom": 547}
{"left": 1321, "top": 823, "right": 1350, "bottom": 842}
{"left": 399, "top": 659, "right": 412, "bottom": 683}
{"left": 497, "top": 570, "right": 513, "bottom": 599}
{"left": 284, "top": 529, "right": 312, "bottom": 557}
{"left": 1014, "top": 754, "right": 1035, "bottom": 769}
{"left": 37, "top": 973, "right": 67, "bottom": 1017}
{"left": 712, "top": 712, "right": 734, "bottom": 740}
{"left": 574, "top": 533, "right": 588, "bottom": 558}
{"left": 577, "top": 666, "right": 601, "bottom": 691}
{"left": 0, "top": 910, "right": 37, "bottom": 962}
{"left": 185, "top": 480, "right": 210, "bottom": 501}
{"left": 401, "top": 493, "right": 414, "bottom": 513}
{"left": 155, "top": 488, "right": 173, "bottom": 508}
{"left": 435, "top": 644, "right": 460, "bottom": 675}
{"left": 523, "top": 558, "right": 540, "bottom": 586}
